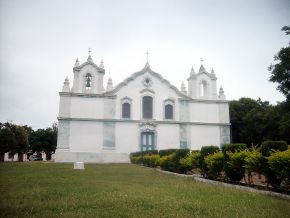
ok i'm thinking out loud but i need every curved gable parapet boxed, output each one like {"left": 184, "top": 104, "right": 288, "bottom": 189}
{"left": 107, "top": 63, "right": 191, "bottom": 99}
{"left": 73, "top": 61, "right": 105, "bottom": 74}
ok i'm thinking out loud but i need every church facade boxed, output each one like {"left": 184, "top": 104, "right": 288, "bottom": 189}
{"left": 55, "top": 54, "right": 230, "bottom": 163}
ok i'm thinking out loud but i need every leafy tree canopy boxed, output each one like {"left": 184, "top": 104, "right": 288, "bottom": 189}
{"left": 268, "top": 25, "right": 290, "bottom": 101}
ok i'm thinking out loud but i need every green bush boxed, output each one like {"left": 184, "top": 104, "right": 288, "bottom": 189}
{"left": 204, "top": 152, "right": 224, "bottom": 179}
{"left": 225, "top": 150, "right": 248, "bottom": 182}
{"left": 260, "top": 140, "right": 288, "bottom": 157}
{"left": 158, "top": 149, "right": 190, "bottom": 173}
{"left": 200, "top": 146, "right": 220, "bottom": 176}
{"left": 130, "top": 150, "right": 158, "bottom": 164}
{"left": 200, "top": 146, "right": 220, "bottom": 158}
{"left": 179, "top": 151, "right": 201, "bottom": 173}
{"left": 221, "top": 144, "right": 247, "bottom": 155}
{"left": 267, "top": 149, "right": 290, "bottom": 186}
{"left": 158, "top": 149, "right": 179, "bottom": 157}
{"left": 159, "top": 153, "right": 176, "bottom": 172}
{"left": 244, "top": 149, "right": 263, "bottom": 174}
{"left": 130, "top": 156, "right": 143, "bottom": 164}
{"left": 143, "top": 154, "right": 160, "bottom": 168}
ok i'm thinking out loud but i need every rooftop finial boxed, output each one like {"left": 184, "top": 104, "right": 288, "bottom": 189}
{"left": 211, "top": 68, "right": 215, "bottom": 75}
{"left": 201, "top": 57, "right": 204, "bottom": 65}
{"left": 99, "top": 59, "right": 104, "bottom": 68}
{"left": 87, "top": 48, "right": 93, "bottom": 62}
{"left": 190, "top": 66, "right": 195, "bottom": 76}
{"left": 62, "top": 77, "right": 70, "bottom": 92}
{"left": 74, "top": 58, "right": 80, "bottom": 67}
{"left": 219, "top": 86, "right": 226, "bottom": 100}
{"left": 145, "top": 50, "right": 150, "bottom": 63}
{"left": 181, "top": 81, "right": 187, "bottom": 94}
{"left": 106, "top": 77, "right": 113, "bottom": 91}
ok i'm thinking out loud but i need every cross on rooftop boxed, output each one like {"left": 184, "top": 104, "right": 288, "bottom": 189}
{"left": 201, "top": 57, "right": 204, "bottom": 64}
{"left": 145, "top": 51, "right": 150, "bottom": 62}
{"left": 89, "top": 48, "right": 91, "bottom": 56}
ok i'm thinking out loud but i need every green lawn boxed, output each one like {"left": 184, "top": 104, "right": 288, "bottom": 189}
{"left": 0, "top": 163, "right": 289, "bottom": 218}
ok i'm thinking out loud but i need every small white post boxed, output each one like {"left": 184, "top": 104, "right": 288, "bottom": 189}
{"left": 74, "top": 162, "right": 85, "bottom": 170}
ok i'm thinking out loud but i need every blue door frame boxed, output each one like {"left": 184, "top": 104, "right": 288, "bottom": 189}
{"left": 141, "top": 132, "right": 155, "bottom": 151}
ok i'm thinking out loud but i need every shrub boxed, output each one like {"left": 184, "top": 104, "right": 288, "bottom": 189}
{"left": 130, "top": 156, "right": 143, "bottom": 164}
{"left": 200, "top": 146, "right": 220, "bottom": 158}
{"left": 267, "top": 149, "right": 290, "bottom": 186}
{"left": 225, "top": 150, "right": 248, "bottom": 182}
{"left": 260, "top": 141, "right": 288, "bottom": 157}
{"left": 204, "top": 152, "right": 224, "bottom": 179}
{"left": 200, "top": 146, "right": 220, "bottom": 176}
{"left": 221, "top": 144, "right": 247, "bottom": 155}
{"left": 179, "top": 151, "right": 201, "bottom": 173}
{"left": 158, "top": 149, "right": 179, "bottom": 157}
{"left": 244, "top": 150, "right": 263, "bottom": 174}
{"left": 158, "top": 149, "right": 190, "bottom": 173}
{"left": 143, "top": 154, "right": 160, "bottom": 168}
{"left": 159, "top": 153, "right": 176, "bottom": 172}
{"left": 130, "top": 150, "right": 158, "bottom": 158}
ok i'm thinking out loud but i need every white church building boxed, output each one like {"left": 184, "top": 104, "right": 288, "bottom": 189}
{"left": 55, "top": 53, "right": 230, "bottom": 163}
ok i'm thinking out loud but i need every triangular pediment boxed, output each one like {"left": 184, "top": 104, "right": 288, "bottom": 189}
{"left": 106, "top": 62, "right": 190, "bottom": 99}
{"left": 73, "top": 60, "right": 105, "bottom": 74}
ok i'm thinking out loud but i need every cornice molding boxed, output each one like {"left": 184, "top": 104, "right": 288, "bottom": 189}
{"left": 57, "top": 117, "right": 231, "bottom": 126}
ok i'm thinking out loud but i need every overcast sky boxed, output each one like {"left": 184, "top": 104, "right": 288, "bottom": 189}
{"left": 0, "top": 0, "right": 289, "bottom": 129}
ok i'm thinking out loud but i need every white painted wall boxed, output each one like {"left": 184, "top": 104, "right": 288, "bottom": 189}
{"left": 190, "top": 125, "right": 220, "bottom": 150}
{"left": 115, "top": 122, "right": 139, "bottom": 153}
{"left": 190, "top": 102, "right": 219, "bottom": 123}
{"left": 156, "top": 124, "right": 180, "bottom": 150}
{"left": 69, "top": 121, "right": 103, "bottom": 152}
{"left": 70, "top": 97, "right": 104, "bottom": 119}
{"left": 218, "top": 103, "right": 230, "bottom": 123}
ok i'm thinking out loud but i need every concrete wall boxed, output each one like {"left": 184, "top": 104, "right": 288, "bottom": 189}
{"left": 115, "top": 122, "right": 139, "bottom": 153}
{"left": 69, "top": 121, "right": 103, "bottom": 152}
{"left": 156, "top": 124, "right": 180, "bottom": 150}
{"left": 190, "top": 125, "right": 221, "bottom": 150}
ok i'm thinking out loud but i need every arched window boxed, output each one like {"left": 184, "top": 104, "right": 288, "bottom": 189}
{"left": 122, "top": 103, "right": 131, "bottom": 118}
{"left": 200, "top": 80, "right": 207, "bottom": 97}
{"left": 165, "top": 104, "right": 173, "bottom": 119}
{"left": 85, "top": 73, "right": 92, "bottom": 89}
{"left": 142, "top": 96, "right": 153, "bottom": 119}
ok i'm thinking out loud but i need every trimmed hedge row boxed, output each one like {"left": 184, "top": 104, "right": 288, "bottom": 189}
{"left": 130, "top": 141, "right": 290, "bottom": 188}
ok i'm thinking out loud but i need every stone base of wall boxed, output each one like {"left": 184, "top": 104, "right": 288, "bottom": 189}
{"left": 55, "top": 149, "right": 130, "bottom": 163}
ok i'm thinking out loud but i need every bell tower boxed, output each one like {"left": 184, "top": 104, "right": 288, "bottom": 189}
{"left": 71, "top": 49, "right": 105, "bottom": 94}
{"left": 187, "top": 59, "right": 219, "bottom": 100}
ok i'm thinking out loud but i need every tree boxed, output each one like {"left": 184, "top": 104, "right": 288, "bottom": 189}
{"left": 0, "top": 127, "right": 17, "bottom": 161}
{"left": 268, "top": 25, "right": 290, "bottom": 101}
{"left": 9, "top": 126, "right": 29, "bottom": 161}
{"left": 229, "top": 98, "right": 290, "bottom": 145}
{"left": 230, "top": 98, "right": 268, "bottom": 145}
{"left": 30, "top": 123, "right": 57, "bottom": 160}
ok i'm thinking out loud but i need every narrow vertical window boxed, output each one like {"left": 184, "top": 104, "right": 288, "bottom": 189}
{"left": 201, "top": 81, "right": 207, "bottom": 97}
{"left": 165, "top": 104, "right": 173, "bottom": 119}
{"left": 143, "top": 96, "right": 153, "bottom": 119}
{"left": 85, "top": 73, "right": 92, "bottom": 89}
{"left": 122, "top": 103, "right": 131, "bottom": 118}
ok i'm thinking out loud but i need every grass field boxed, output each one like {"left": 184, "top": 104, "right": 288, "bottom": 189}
{"left": 0, "top": 163, "right": 289, "bottom": 218}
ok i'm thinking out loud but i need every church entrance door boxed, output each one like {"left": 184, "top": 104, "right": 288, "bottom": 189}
{"left": 141, "top": 132, "right": 155, "bottom": 151}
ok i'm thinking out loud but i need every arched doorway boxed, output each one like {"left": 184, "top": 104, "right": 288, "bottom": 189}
{"left": 141, "top": 132, "right": 155, "bottom": 151}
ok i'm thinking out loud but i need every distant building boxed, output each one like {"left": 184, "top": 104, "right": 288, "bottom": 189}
{"left": 55, "top": 53, "right": 230, "bottom": 163}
